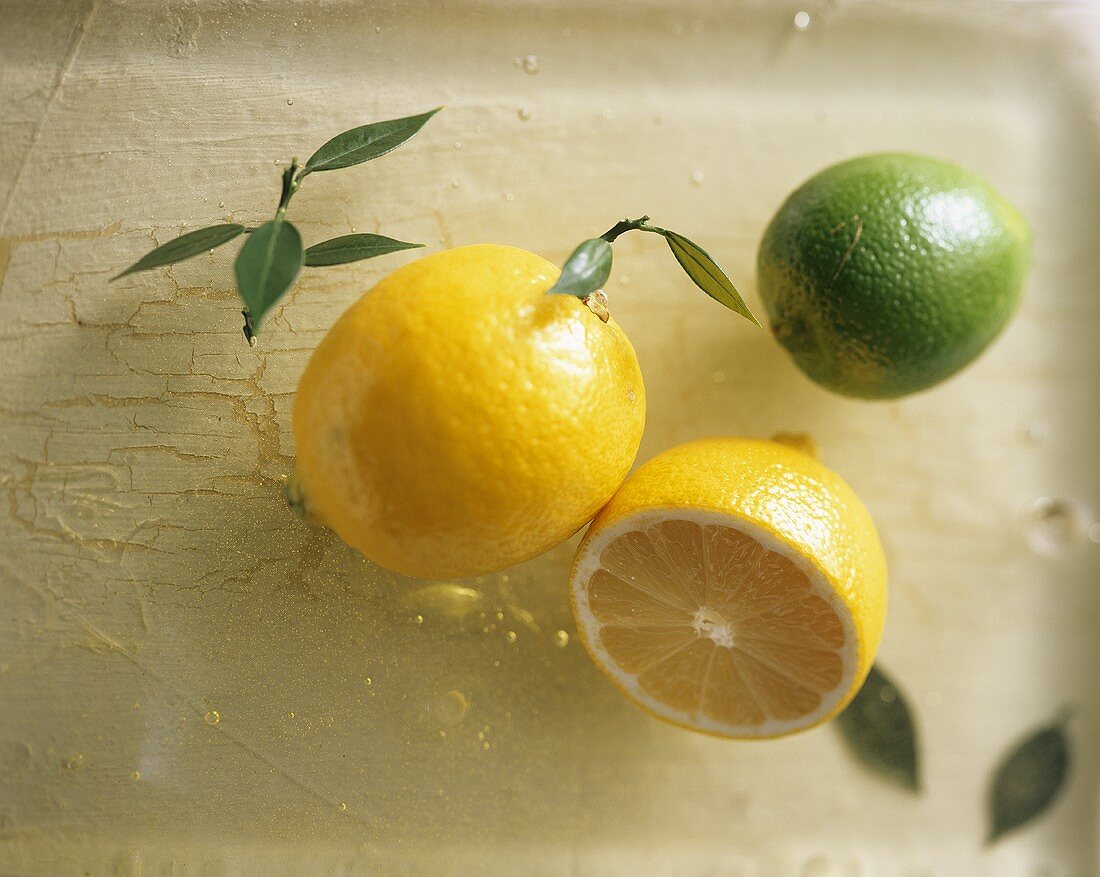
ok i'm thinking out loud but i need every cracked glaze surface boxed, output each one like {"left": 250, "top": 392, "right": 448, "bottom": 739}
{"left": 1, "top": 1, "right": 1099, "bottom": 874}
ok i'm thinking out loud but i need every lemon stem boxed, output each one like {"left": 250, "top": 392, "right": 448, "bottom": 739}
{"left": 600, "top": 215, "right": 651, "bottom": 243}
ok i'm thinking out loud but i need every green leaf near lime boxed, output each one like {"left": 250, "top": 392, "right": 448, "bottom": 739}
{"left": 757, "top": 152, "right": 1033, "bottom": 399}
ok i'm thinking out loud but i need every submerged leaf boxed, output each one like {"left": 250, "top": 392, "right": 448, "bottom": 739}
{"left": 234, "top": 217, "right": 304, "bottom": 334}
{"left": 112, "top": 224, "right": 246, "bottom": 280}
{"left": 835, "top": 664, "right": 920, "bottom": 792}
{"left": 546, "top": 238, "right": 613, "bottom": 299}
{"left": 301, "top": 108, "right": 441, "bottom": 176}
{"left": 987, "top": 717, "right": 1071, "bottom": 844}
{"left": 304, "top": 233, "right": 422, "bottom": 267}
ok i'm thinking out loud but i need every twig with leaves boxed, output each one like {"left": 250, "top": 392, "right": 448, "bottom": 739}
{"left": 112, "top": 108, "right": 441, "bottom": 344}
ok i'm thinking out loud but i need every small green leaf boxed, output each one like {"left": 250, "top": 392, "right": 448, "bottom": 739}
{"left": 112, "top": 224, "right": 246, "bottom": 280}
{"left": 987, "top": 717, "right": 1072, "bottom": 845}
{"left": 234, "top": 217, "right": 304, "bottom": 334}
{"left": 546, "top": 238, "right": 613, "bottom": 299}
{"left": 835, "top": 664, "right": 920, "bottom": 792}
{"left": 301, "top": 108, "right": 441, "bottom": 176}
{"left": 304, "top": 233, "right": 423, "bottom": 267}
{"left": 644, "top": 226, "right": 759, "bottom": 325}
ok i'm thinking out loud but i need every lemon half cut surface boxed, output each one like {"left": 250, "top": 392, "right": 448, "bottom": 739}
{"left": 569, "top": 438, "right": 887, "bottom": 739}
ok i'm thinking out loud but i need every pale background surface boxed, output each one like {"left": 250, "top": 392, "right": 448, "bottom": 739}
{"left": 1, "top": 1, "right": 1098, "bottom": 874}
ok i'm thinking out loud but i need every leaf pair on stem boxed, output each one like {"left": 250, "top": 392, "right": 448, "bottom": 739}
{"left": 113, "top": 108, "right": 441, "bottom": 343}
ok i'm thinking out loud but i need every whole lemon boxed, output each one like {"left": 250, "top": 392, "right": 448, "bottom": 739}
{"left": 292, "top": 244, "right": 645, "bottom": 579}
{"left": 758, "top": 153, "right": 1032, "bottom": 399}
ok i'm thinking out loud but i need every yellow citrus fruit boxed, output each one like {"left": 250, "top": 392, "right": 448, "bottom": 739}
{"left": 292, "top": 244, "right": 645, "bottom": 579}
{"left": 569, "top": 437, "right": 887, "bottom": 739}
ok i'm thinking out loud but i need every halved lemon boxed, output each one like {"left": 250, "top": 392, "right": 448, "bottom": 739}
{"left": 569, "top": 437, "right": 887, "bottom": 739}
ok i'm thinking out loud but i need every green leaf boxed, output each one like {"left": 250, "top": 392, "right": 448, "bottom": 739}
{"left": 546, "top": 238, "right": 613, "bottom": 299}
{"left": 234, "top": 217, "right": 304, "bottom": 334}
{"left": 304, "top": 233, "right": 423, "bottom": 267}
{"left": 645, "top": 226, "right": 759, "bottom": 325}
{"left": 987, "top": 717, "right": 1072, "bottom": 845}
{"left": 835, "top": 664, "right": 920, "bottom": 792}
{"left": 301, "top": 108, "right": 441, "bottom": 176}
{"left": 112, "top": 224, "right": 246, "bottom": 280}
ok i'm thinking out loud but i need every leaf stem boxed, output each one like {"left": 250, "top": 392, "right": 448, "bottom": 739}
{"left": 600, "top": 216, "right": 651, "bottom": 242}
{"left": 278, "top": 157, "right": 301, "bottom": 211}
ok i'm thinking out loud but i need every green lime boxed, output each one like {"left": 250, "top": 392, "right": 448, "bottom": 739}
{"left": 757, "top": 153, "right": 1032, "bottom": 399}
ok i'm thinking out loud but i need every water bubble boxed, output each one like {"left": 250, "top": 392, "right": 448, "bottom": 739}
{"left": 218, "top": 201, "right": 225, "bottom": 209}
{"left": 130, "top": 770, "right": 141, "bottom": 781}
{"left": 402, "top": 583, "right": 484, "bottom": 625}
{"left": 338, "top": 802, "right": 348, "bottom": 811}
{"left": 61, "top": 754, "right": 84, "bottom": 770}
{"left": 495, "top": 610, "right": 505, "bottom": 622}
{"left": 505, "top": 630, "right": 518, "bottom": 644}
{"left": 690, "top": 170, "right": 705, "bottom": 187}
{"left": 431, "top": 690, "right": 469, "bottom": 727}
{"left": 793, "top": 10, "right": 812, "bottom": 31}
{"left": 453, "top": 141, "right": 462, "bottom": 150}
{"left": 374, "top": 26, "right": 381, "bottom": 33}
{"left": 504, "top": 192, "right": 515, "bottom": 202}
{"left": 286, "top": 98, "right": 294, "bottom": 106}
{"left": 601, "top": 108, "right": 614, "bottom": 120}
{"left": 518, "top": 107, "right": 532, "bottom": 121}
{"left": 203, "top": 710, "right": 221, "bottom": 726}
{"left": 562, "top": 26, "right": 573, "bottom": 37}
{"left": 522, "top": 54, "right": 540, "bottom": 74}
{"left": 878, "top": 686, "right": 897, "bottom": 704}
{"left": 553, "top": 630, "right": 570, "bottom": 648}
{"left": 365, "top": 676, "right": 373, "bottom": 686}
{"left": 618, "top": 275, "right": 630, "bottom": 286}
{"left": 415, "top": 614, "right": 424, "bottom": 625}
{"left": 482, "top": 741, "right": 491, "bottom": 750}
{"left": 1023, "top": 497, "right": 1091, "bottom": 557}
{"left": 451, "top": 180, "right": 460, "bottom": 188}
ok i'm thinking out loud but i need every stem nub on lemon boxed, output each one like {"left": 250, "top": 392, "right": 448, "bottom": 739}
{"left": 758, "top": 152, "right": 1032, "bottom": 399}
{"left": 569, "top": 438, "right": 886, "bottom": 739}
{"left": 292, "top": 244, "right": 645, "bottom": 579}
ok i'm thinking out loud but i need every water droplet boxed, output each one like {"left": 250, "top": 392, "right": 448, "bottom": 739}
{"left": 286, "top": 98, "right": 294, "bottom": 106}
{"left": 711, "top": 370, "right": 726, "bottom": 384}
{"left": 203, "top": 710, "right": 221, "bottom": 726}
{"left": 495, "top": 610, "right": 505, "bottom": 622}
{"left": 415, "top": 614, "right": 424, "bottom": 625}
{"left": 601, "top": 108, "right": 614, "bottom": 120}
{"left": 1023, "top": 498, "right": 1091, "bottom": 557}
{"left": 364, "top": 676, "right": 373, "bottom": 685}
{"left": 287, "top": 711, "right": 295, "bottom": 719}
{"left": 431, "top": 690, "right": 469, "bottom": 727}
{"left": 690, "top": 170, "right": 705, "bottom": 187}
{"left": 482, "top": 740, "right": 491, "bottom": 750}
{"left": 522, "top": 54, "right": 539, "bottom": 74}
{"left": 451, "top": 180, "right": 460, "bottom": 188}
{"left": 504, "top": 192, "right": 515, "bottom": 202}
{"left": 505, "top": 630, "right": 518, "bottom": 644}
{"left": 453, "top": 140, "right": 462, "bottom": 150}
{"left": 130, "top": 769, "right": 141, "bottom": 780}
{"left": 374, "top": 26, "right": 381, "bottom": 33}
{"left": 553, "top": 630, "right": 569, "bottom": 648}
{"left": 879, "top": 686, "right": 897, "bottom": 704}
{"left": 61, "top": 754, "right": 84, "bottom": 770}
{"left": 518, "top": 107, "right": 531, "bottom": 121}
{"left": 1018, "top": 420, "right": 1049, "bottom": 445}
{"left": 338, "top": 802, "right": 348, "bottom": 811}
{"left": 800, "top": 856, "right": 837, "bottom": 877}
{"left": 793, "top": 10, "right": 812, "bottom": 30}
{"left": 218, "top": 201, "right": 225, "bottom": 209}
